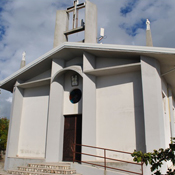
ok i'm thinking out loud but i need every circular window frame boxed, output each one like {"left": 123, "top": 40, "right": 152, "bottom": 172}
{"left": 69, "top": 88, "right": 82, "bottom": 104}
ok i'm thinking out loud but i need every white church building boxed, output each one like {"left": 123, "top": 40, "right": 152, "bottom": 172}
{"left": 1, "top": 1, "right": 175, "bottom": 174}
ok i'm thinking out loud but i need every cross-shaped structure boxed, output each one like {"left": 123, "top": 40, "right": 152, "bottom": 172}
{"left": 53, "top": 0, "right": 97, "bottom": 47}
{"left": 67, "top": 0, "right": 85, "bottom": 30}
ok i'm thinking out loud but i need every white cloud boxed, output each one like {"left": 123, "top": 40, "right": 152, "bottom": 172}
{"left": 0, "top": 0, "right": 175, "bottom": 118}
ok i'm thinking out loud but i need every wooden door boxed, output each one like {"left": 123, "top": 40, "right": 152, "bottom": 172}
{"left": 63, "top": 115, "right": 82, "bottom": 161}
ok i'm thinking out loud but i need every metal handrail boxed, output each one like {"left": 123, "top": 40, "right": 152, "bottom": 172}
{"left": 76, "top": 143, "right": 132, "bottom": 154}
{"left": 73, "top": 143, "right": 143, "bottom": 175}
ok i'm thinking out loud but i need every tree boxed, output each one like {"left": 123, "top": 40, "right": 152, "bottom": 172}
{"left": 0, "top": 118, "right": 9, "bottom": 151}
{"left": 131, "top": 138, "right": 175, "bottom": 175}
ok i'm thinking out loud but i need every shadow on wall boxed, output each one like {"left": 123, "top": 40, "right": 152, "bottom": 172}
{"left": 23, "top": 85, "right": 50, "bottom": 97}
{"left": 132, "top": 73, "right": 146, "bottom": 152}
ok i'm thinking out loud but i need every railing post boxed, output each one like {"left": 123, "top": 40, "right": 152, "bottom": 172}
{"left": 104, "top": 149, "right": 106, "bottom": 171}
{"left": 141, "top": 161, "right": 143, "bottom": 175}
{"left": 73, "top": 143, "right": 75, "bottom": 163}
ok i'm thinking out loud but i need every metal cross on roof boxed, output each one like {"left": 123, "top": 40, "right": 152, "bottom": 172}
{"left": 67, "top": 0, "right": 85, "bottom": 29}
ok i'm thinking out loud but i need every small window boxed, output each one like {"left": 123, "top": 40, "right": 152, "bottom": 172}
{"left": 69, "top": 89, "right": 82, "bottom": 104}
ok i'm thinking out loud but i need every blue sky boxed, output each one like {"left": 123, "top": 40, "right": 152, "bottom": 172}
{"left": 120, "top": 0, "right": 146, "bottom": 36}
{"left": 0, "top": 0, "right": 175, "bottom": 118}
{"left": 120, "top": 18, "right": 146, "bottom": 36}
{"left": 120, "top": 0, "right": 139, "bottom": 16}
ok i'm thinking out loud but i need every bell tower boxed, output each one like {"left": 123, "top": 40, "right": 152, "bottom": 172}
{"left": 53, "top": 0, "right": 97, "bottom": 48}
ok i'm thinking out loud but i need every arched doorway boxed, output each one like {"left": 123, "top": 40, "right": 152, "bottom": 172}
{"left": 52, "top": 66, "right": 83, "bottom": 162}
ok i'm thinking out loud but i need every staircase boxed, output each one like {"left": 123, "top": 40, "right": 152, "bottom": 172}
{"left": 0, "top": 162, "right": 82, "bottom": 175}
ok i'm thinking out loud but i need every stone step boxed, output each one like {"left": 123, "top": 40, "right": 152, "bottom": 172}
{"left": 3, "top": 162, "right": 81, "bottom": 175}
{"left": 9, "top": 167, "right": 76, "bottom": 174}
{"left": 28, "top": 163, "right": 71, "bottom": 166}
{"left": 6, "top": 170, "right": 81, "bottom": 175}
{"left": 27, "top": 164, "right": 71, "bottom": 170}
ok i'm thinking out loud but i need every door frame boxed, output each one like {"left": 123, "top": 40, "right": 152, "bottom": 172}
{"left": 63, "top": 114, "right": 82, "bottom": 161}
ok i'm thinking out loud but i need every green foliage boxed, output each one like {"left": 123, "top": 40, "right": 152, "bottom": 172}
{"left": 131, "top": 138, "right": 175, "bottom": 175}
{"left": 0, "top": 118, "right": 9, "bottom": 151}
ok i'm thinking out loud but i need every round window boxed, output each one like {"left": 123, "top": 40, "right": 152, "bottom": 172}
{"left": 69, "top": 89, "right": 82, "bottom": 104}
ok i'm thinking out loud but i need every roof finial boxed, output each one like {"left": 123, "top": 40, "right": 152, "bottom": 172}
{"left": 22, "top": 52, "right": 26, "bottom": 61}
{"left": 20, "top": 51, "right": 26, "bottom": 68}
{"left": 146, "top": 19, "right": 150, "bottom": 30}
{"left": 146, "top": 19, "right": 153, "bottom": 47}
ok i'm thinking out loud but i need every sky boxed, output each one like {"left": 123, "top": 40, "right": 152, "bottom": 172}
{"left": 0, "top": 0, "right": 175, "bottom": 119}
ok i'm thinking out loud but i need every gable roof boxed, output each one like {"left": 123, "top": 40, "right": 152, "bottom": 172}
{"left": 1, "top": 42, "right": 175, "bottom": 94}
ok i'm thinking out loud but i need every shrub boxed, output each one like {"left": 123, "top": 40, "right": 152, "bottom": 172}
{"left": 0, "top": 118, "right": 9, "bottom": 151}
{"left": 131, "top": 138, "right": 175, "bottom": 175}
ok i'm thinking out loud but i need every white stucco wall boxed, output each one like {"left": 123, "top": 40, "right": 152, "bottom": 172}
{"left": 63, "top": 71, "right": 82, "bottom": 115}
{"left": 96, "top": 71, "right": 145, "bottom": 160}
{"left": 18, "top": 85, "right": 50, "bottom": 158}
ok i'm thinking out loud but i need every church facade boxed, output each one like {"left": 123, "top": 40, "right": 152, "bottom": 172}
{"left": 1, "top": 0, "right": 175, "bottom": 174}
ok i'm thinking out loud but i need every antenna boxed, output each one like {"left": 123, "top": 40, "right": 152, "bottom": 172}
{"left": 98, "top": 28, "right": 105, "bottom": 42}
{"left": 100, "top": 28, "right": 104, "bottom": 37}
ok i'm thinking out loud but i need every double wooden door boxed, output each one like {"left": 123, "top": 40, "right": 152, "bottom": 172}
{"left": 63, "top": 115, "right": 82, "bottom": 161}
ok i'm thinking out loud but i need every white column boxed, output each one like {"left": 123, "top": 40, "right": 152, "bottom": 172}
{"left": 146, "top": 19, "right": 153, "bottom": 46}
{"left": 45, "top": 59, "right": 64, "bottom": 162}
{"left": 53, "top": 10, "right": 68, "bottom": 48}
{"left": 168, "top": 87, "right": 175, "bottom": 138}
{"left": 85, "top": 1, "right": 97, "bottom": 43}
{"left": 141, "top": 56, "right": 167, "bottom": 174}
{"left": 82, "top": 52, "right": 96, "bottom": 161}
{"left": 4, "top": 81, "right": 24, "bottom": 170}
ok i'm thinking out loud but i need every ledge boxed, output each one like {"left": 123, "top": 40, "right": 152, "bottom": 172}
{"left": 8, "top": 156, "right": 45, "bottom": 160}
{"left": 84, "top": 63, "right": 141, "bottom": 76}
{"left": 64, "top": 26, "right": 85, "bottom": 35}
{"left": 17, "top": 78, "right": 51, "bottom": 89}
{"left": 66, "top": 3, "right": 85, "bottom": 12}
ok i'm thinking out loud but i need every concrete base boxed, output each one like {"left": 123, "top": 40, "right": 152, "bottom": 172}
{"left": 72, "top": 162, "right": 141, "bottom": 175}
{"left": 4, "top": 157, "right": 45, "bottom": 171}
